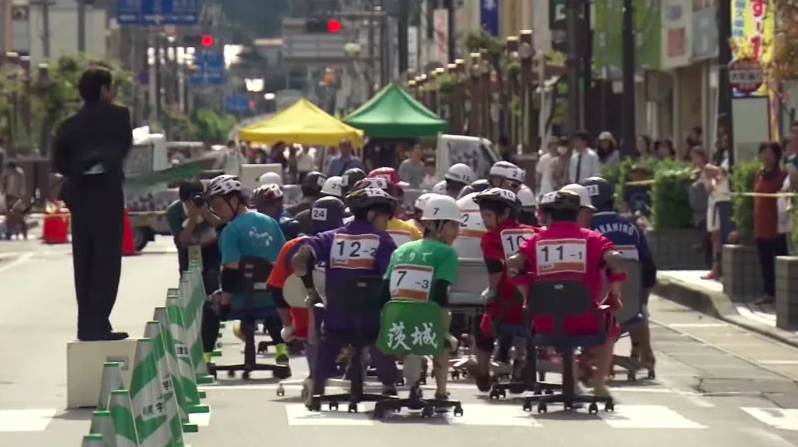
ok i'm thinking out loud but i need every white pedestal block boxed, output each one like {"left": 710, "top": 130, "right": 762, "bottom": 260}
{"left": 66, "top": 338, "right": 140, "bottom": 409}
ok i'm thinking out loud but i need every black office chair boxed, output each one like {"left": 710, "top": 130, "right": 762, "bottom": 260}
{"left": 488, "top": 320, "right": 561, "bottom": 399}
{"left": 521, "top": 280, "right": 615, "bottom": 414}
{"left": 209, "top": 256, "right": 292, "bottom": 380}
{"left": 307, "top": 276, "right": 398, "bottom": 413}
{"left": 610, "top": 262, "right": 654, "bottom": 381}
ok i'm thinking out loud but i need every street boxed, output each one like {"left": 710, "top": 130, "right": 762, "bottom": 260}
{"left": 1, "top": 234, "right": 797, "bottom": 446}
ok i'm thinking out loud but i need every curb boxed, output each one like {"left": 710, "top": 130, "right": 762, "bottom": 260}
{"left": 653, "top": 275, "right": 798, "bottom": 349}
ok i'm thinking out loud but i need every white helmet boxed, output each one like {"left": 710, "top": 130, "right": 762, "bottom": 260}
{"left": 560, "top": 184, "right": 596, "bottom": 210}
{"left": 321, "top": 176, "right": 344, "bottom": 197}
{"left": 258, "top": 172, "right": 283, "bottom": 186}
{"left": 431, "top": 180, "right": 447, "bottom": 194}
{"left": 414, "top": 192, "right": 435, "bottom": 211}
{"left": 445, "top": 163, "right": 476, "bottom": 185}
{"left": 208, "top": 175, "right": 242, "bottom": 198}
{"left": 421, "top": 194, "right": 462, "bottom": 222}
{"left": 489, "top": 161, "right": 525, "bottom": 183}
{"left": 517, "top": 185, "right": 536, "bottom": 207}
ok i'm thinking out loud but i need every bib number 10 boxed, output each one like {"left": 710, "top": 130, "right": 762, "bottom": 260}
{"left": 500, "top": 229, "right": 535, "bottom": 258}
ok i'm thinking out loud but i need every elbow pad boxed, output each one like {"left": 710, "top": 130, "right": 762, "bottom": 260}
{"left": 484, "top": 258, "right": 504, "bottom": 275}
{"left": 220, "top": 269, "right": 244, "bottom": 294}
{"left": 269, "top": 285, "right": 289, "bottom": 309}
{"left": 430, "top": 280, "right": 451, "bottom": 307}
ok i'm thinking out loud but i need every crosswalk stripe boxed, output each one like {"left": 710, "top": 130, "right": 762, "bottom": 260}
{"left": 0, "top": 409, "right": 57, "bottom": 432}
{"left": 742, "top": 407, "right": 798, "bottom": 431}
{"left": 598, "top": 405, "right": 706, "bottom": 429}
{"left": 285, "top": 404, "right": 375, "bottom": 426}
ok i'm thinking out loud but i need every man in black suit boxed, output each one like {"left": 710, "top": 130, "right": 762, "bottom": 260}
{"left": 52, "top": 67, "right": 133, "bottom": 341}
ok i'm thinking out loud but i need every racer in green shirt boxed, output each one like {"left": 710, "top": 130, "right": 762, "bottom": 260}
{"left": 380, "top": 193, "right": 462, "bottom": 401}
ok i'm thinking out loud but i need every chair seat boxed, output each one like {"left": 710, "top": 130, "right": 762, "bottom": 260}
{"left": 535, "top": 333, "right": 606, "bottom": 351}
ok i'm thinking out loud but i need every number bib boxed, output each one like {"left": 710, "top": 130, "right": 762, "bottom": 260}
{"left": 500, "top": 228, "right": 535, "bottom": 259}
{"left": 459, "top": 208, "right": 486, "bottom": 238}
{"left": 389, "top": 264, "right": 434, "bottom": 300}
{"left": 311, "top": 207, "right": 328, "bottom": 221}
{"left": 387, "top": 230, "right": 413, "bottom": 246}
{"left": 535, "top": 238, "right": 587, "bottom": 275}
{"left": 330, "top": 233, "right": 380, "bottom": 270}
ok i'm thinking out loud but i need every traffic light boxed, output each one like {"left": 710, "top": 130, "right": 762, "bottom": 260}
{"left": 305, "top": 18, "right": 341, "bottom": 33}
{"left": 327, "top": 19, "right": 341, "bottom": 33}
{"left": 201, "top": 34, "right": 214, "bottom": 47}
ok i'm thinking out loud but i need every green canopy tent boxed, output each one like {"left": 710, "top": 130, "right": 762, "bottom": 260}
{"left": 343, "top": 84, "right": 447, "bottom": 138}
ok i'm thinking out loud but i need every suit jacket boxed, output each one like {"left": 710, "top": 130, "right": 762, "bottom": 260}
{"left": 52, "top": 102, "right": 132, "bottom": 184}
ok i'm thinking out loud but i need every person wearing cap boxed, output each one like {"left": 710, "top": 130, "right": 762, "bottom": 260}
{"left": 517, "top": 185, "right": 538, "bottom": 226}
{"left": 560, "top": 183, "right": 596, "bottom": 227}
{"left": 431, "top": 163, "right": 477, "bottom": 199}
{"left": 408, "top": 192, "right": 436, "bottom": 231}
{"left": 292, "top": 176, "right": 345, "bottom": 235}
{"left": 452, "top": 182, "right": 489, "bottom": 260}
{"left": 286, "top": 171, "right": 328, "bottom": 217}
{"left": 353, "top": 177, "right": 421, "bottom": 245}
{"left": 258, "top": 171, "right": 283, "bottom": 187}
{"left": 456, "top": 178, "right": 490, "bottom": 200}
{"left": 488, "top": 161, "right": 525, "bottom": 194}
{"left": 380, "top": 194, "right": 463, "bottom": 404}
{"left": 252, "top": 183, "right": 302, "bottom": 241}
{"left": 508, "top": 189, "right": 626, "bottom": 398}
{"left": 596, "top": 131, "right": 620, "bottom": 167}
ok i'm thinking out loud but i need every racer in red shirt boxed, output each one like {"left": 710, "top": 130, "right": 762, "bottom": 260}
{"left": 471, "top": 187, "right": 538, "bottom": 390}
{"left": 508, "top": 190, "right": 626, "bottom": 397}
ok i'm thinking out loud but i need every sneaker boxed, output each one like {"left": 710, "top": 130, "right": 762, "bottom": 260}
{"left": 275, "top": 353, "right": 290, "bottom": 366}
{"left": 593, "top": 384, "right": 613, "bottom": 399}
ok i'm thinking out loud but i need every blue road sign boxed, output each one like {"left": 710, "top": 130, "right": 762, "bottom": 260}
{"left": 225, "top": 94, "right": 250, "bottom": 113}
{"left": 480, "top": 0, "right": 499, "bottom": 37}
{"left": 188, "top": 53, "right": 225, "bottom": 86}
{"left": 117, "top": 0, "right": 200, "bottom": 26}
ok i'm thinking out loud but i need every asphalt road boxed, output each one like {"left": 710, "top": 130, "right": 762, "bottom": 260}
{"left": 1, "top": 234, "right": 797, "bottom": 446}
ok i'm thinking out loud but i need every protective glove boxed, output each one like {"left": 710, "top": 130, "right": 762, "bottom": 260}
{"left": 481, "top": 287, "right": 497, "bottom": 304}
{"left": 304, "top": 288, "right": 322, "bottom": 307}
{"left": 280, "top": 326, "right": 296, "bottom": 342}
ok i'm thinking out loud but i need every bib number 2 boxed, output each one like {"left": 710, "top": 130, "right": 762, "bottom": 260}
{"left": 330, "top": 234, "right": 380, "bottom": 269}
{"left": 389, "top": 264, "right": 434, "bottom": 300}
{"left": 535, "top": 239, "right": 587, "bottom": 275}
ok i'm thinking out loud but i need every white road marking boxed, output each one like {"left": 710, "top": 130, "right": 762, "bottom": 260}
{"left": 598, "top": 405, "right": 706, "bottom": 429}
{"left": 447, "top": 404, "right": 540, "bottom": 427}
{"left": 759, "top": 360, "right": 798, "bottom": 365}
{"left": 202, "top": 382, "right": 678, "bottom": 394}
{"left": 668, "top": 323, "right": 728, "bottom": 328}
{"left": 656, "top": 377, "right": 716, "bottom": 408}
{"left": 0, "top": 409, "right": 57, "bottom": 432}
{"left": 742, "top": 407, "right": 798, "bottom": 431}
{"left": 738, "top": 427, "right": 797, "bottom": 447}
{"left": 188, "top": 411, "right": 211, "bottom": 426}
{"left": 285, "top": 404, "right": 375, "bottom": 426}
{"left": 0, "top": 252, "right": 34, "bottom": 274}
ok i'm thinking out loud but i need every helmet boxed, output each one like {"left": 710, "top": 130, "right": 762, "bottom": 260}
{"left": 345, "top": 187, "right": 398, "bottom": 214}
{"left": 473, "top": 187, "right": 521, "bottom": 213}
{"left": 539, "top": 190, "right": 582, "bottom": 212}
{"left": 456, "top": 179, "right": 490, "bottom": 199}
{"left": 310, "top": 196, "right": 346, "bottom": 234}
{"left": 489, "top": 161, "right": 525, "bottom": 183}
{"left": 414, "top": 192, "right": 435, "bottom": 211}
{"left": 444, "top": 163, "right": 476, "bottom": 185}
{"left": 367, "top": 167, "right": 407, "bottom": 188}
{"left": 321, "top": 176, "right": 344, "bottom": 197}
{"left": 253, "top": 183, "right": 283, "bottom": 203}
{"left": 341, "top": 168, "right": 366, "bottom": 194}
{"left": 301, "top": 171, "right": 327, "bottom": 196}
{"left": 207, "top": 175, "right": 242, "bottom": 198}
{"left": 431, "top": 181, "right": 447, "bottom": 194}
{"left": 517, "top": 185, "right": 537, "bottom": 208}
{"left": 353, "top": 177, "right": 389, "bottom": 192}
{"left": 420, "top": 194, "right": 462, "bottom": 222}
{"left": 258, "top": 172, "right": 283, "bottom": 186}
{"left": 560, "top": 184, "right": 596, "bottom": 210}
{"left": 581, "top": 176, "right": 615, "bottom": 211}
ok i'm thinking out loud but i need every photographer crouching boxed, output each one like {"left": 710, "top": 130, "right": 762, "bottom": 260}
{"left": 166, "top": 179, "right": 224, "bottom": 295}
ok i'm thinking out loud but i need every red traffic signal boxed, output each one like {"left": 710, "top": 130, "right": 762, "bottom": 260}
{"left": 201, "top": 34, "right": 214, "bottom": 47}
{"left": 327, "top": 19, "right": 341, "bottom": 33}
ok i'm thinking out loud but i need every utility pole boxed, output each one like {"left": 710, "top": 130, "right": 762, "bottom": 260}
{"left": 446, "top": 0, "right": 455, "bottom": 62}
{"left": 31, "top": 0, "right": 53, "bottom": 58}
{"left": 581, "top": 2, "right": 592, "bottom": 132}
{"left": 565, "top": 0, "right": 581, "bottom": 135}
{"left": 77, "top": 0, "right": 86, "bottom": 52}
{"left": 620, "top": 0, "right": 636, "bottom": 157}
{"left": 398, "top": 0, "right": 408, "bottom": 74}
{"left": 717, "top": 0, "right": 735, "bottom": 165}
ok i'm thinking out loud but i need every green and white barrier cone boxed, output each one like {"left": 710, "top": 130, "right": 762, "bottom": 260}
{"left": 108, "top": 389, "right": 140, "bottom": 447}
{"left": 89, "top": 410, "right": 114, "bottom": 444}
{"left": 174, "top": 281, "right": 212, "bottom": 385}
{"left": 81, "top": 433, "right": 107, "bottom": 446}
{"left": 144, "top": 321, "right": 187, "bottom": 444}
{"left": 98, "top": 361, "right": 125, "bottom": 410}
{"left": 130, "top": 338, "right": 173, "bottom": 447}
{"left": 165, "top": 295, "right": 210, "bottom": 414}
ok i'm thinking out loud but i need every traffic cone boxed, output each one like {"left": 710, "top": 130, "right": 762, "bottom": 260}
{"left": 108, "top": 389, "right": 140, "bottom": 447}
{"left": 42, "top": 205, "right": 69, "bottom": 244}
{"left": 121, "top": 208, "right": 137, "bottom": 256}
{"left": 165, "top": 295, "right": 210, "bottom": 415}
{"left": 98, "top": 361, "right": 125, "bottom": 410}
{"left": 89, "top": 410, "right": 114, "bottom": 443}
{"left": 145, "top": 320, "right": 193, "bottom": 440}
{"left": 173, "top": 282, "right": 212, "bottom": 385}
{"left": 81, "top": 433, "right": 107, "bottom": 446}
{"left": 130, "top": 338, "right": 173, "bottom": 446}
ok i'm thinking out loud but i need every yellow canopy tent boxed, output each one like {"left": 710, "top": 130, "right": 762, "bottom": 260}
{"left": 237, "top": 98, "right": 364, "bottom": 147}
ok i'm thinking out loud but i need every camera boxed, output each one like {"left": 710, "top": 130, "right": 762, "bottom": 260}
{"left": 191, "top": 194, "right": 206, "bottom": 207}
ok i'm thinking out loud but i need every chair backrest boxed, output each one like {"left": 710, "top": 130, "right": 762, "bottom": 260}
{"left": 615, "top": 261, "right": 642, "bottom": 325}
{"left": 336, "top": 276, "right": 384, "bottom": 312}
{"left": 239, "top": 256, "right": 273, "bottom": 295}
{"left": 528, "top": 280, "right": 595, "bottom": 336}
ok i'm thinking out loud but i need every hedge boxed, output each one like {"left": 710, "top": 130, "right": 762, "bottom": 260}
{"left": 729, "top": 160, "right": 760, "bottom": 245}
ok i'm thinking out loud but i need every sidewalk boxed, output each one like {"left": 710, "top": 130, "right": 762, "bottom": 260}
{"left": 654, "top": 270, "right": 798, "bottom": 348}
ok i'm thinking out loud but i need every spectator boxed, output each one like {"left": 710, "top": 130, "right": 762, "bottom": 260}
{"left": 688, "top": 147, "right": 712, "bottom": 268}
{"left": 596, "top": 131, "right": 620, "bottom": 167}
{"left": 752, "top": 142, "right": 789, "bottom": 304}
{"left": 636, "top": 134, "right": 653, "bottom": 161}
{"left": 326, "top": 138, "right": 365, "bottom": 176}
{"left": 398, "top": 143, "right": 425, "bottom": 188}
{"left": 420, "top": 158, "right": 439, "bottom": 190}
{"left": 536, "top": 139, "right": 558, "bottom": 197}
{"left": 294, "top": 145, "right": 316, "bottom": 182}
{"left": 0, "top": 137, "right": 6, "bottom": 168}
{"left": 569, "top": 130, "right": 600, "bottom": 183}
{"left": 1, "top": 160, "right": 27, "bottom": 239}
{"left": 785, "top": 131, "right": 798, "bottom": 190}
{"left": 551, "top": 136, "right": 572, "bottom": 190}
{"left": 497, "top": 135, "right": 515, "bottom": 163}
{"left": 322, "top": 146, "right": 337, "bottom": 175}
{"left": 657, "top": 138, "right": 677, "bottom": 160}
{"left": 621, "top": 165, "right": 652, "bottom": 217}
{"left": 696, "top": 145, "right": 731, "bottom": 280}
{"left": 712, "top": 125, "right": 730, "bottom": 167}
{"left": 265, "top": 141, "right": 288, "bottom": 172}
{"left": 683, "top": 126, "right": 703, "bottom": 159}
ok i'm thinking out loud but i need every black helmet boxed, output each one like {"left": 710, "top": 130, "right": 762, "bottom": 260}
{"left": 473, "top": 187, "right": 521, "bottom": 214}
{"left": 539, "top": 190, "right": 581, "bottom": 212}
{"left": 341, "top": 168, "right": 366, "bottom": 195}
{"left": 345, "top": 187, "right": 398, "bottom": 215}
{"left": 580, "top": 176, "right": 614, "bottom": 212}
{"left": 456, "top": 179, "right": 491, "bottom": 199}
{"left": 301, "top": 171, "right": 327, "bottom": 197}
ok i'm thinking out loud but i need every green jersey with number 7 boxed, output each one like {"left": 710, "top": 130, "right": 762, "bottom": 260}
{"left": 384, "top": 239, "right": 459, "bottom": 304}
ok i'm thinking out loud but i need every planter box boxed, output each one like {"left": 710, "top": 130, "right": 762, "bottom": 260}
{"left": 721, "top": 244, "right": 762, "bottom": 302}
{"left": 775, "top": 256, "right": 798, "bottom": 330}
{"left": 647, "top": 228, "right": 707, "bottom": 270}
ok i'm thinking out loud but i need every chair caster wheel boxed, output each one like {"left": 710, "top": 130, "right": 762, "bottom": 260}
{"left": 373, "top": 406, "right": 385, "bottom": 420}
{"left": 421, "top": 406, "right": 434, "bottom": 418}
{"left": 274, "top": 368, "right": 292, "bottom": 380}
{"left": 257, "top": 341, "right": 269, "bottom": 354}
{"left": 537, "top": 403, "right": 547, "bottom": 413}
{"left": 588, "top": 403, "right": 599, "bottom": 414}
{"left": 348, "top": 403, "right": 358, "bottom": 413}
{"left": 329, "top": 402, "right": 339, "bottom": 411}
{"left": 451, "top": 370, "right": 460, "bottom": 380}
{"left": 627, "top": 372, "right": 636, "bottom": 382}
{"left": 605, "top": 401, "right": 615, "bottom": 412}
{"left": 306, "top": 399, "right": 321, "bottom": 412}
{"left": 242, "top": 371, "right": 251, "bottom": 380}
{"left": 453, "top": 405, "right": 464, "bottom": 417}
{"left": 276, "top": 385, "right": 285, "bottom": 397}
{"left": 227, "top": 370, "right": 236, "bottom": 378}
{"left": 489, "top": 388, "right": 506, "bottom": 399}
{"left": 522, "top": 402, "right": 532, "bottom": 412}
{"left": 647, "top": 370, "right": 656, "bottom": 380}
